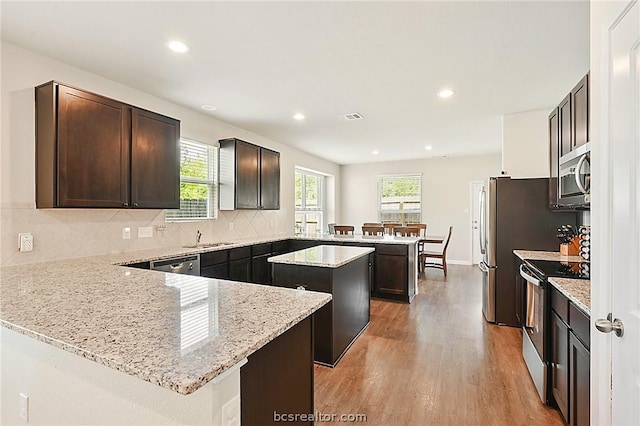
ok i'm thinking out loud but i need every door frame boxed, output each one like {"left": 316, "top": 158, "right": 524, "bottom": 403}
{"left": 469, "top": 180, "right": 485, "bottom": 265}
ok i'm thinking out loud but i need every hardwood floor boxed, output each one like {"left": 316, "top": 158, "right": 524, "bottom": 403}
{"left": 314, "top": 265, "right": 565, "bottom": 425}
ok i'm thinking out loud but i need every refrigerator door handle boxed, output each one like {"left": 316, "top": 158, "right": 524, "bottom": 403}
{"left": 479, "top": 188, "right": 486, "bottom": 255}
{"left": 478, "top": 260, "right": 489, "bottom": 273}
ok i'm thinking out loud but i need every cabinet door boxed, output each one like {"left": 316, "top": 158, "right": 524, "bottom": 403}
{"left": 549, "top": 107, "right": 560, "bottom": 209}
{"left": 201, "top": 263, "right": 229, "bottom": 280}
{"left": 569, "top": 332, "right": 590, "bottom": 426}
{"left": 229, "top": 258, "right": 251, "bottom": 282}
{"left": 571, "top": 74, "right": 589, "bottom": 150}
{"left": 551, "top": 312, "right": 570, "bottom": 422}
{"left": 559, "top": 94, "right": 572, "bottom": 157}
{"left": 130, "top": 108, "right": 180, "bottom": 209}
{"left": 235, "top": 141, "right": 260, "bottom": 209}
{"left": 374, "top": 254, "right": 407, "bottom": 296}
{"left": 57, "top": 85, "right": 130, "bottom": 207}
{"left": 251, "top": 253, "right": 273, "bottom": 285}
{"left": 260, "top": 148, "right": 280, "bottom": 209}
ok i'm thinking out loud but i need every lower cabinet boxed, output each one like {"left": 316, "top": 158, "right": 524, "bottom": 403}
{"left": 549, "top": 285, "right": 590, "bottom": 425}
{"left": 250, "top": 243, "right": 273, "bottom": 285}
{"left": 200, "top": 250, "right": 229, "bottom": 279}
{"left": 229, "top": 247, "right": 251, "bottom": 282}
{"left": 241, "top": 316, "right": 313, "bottom": 425}
{"left": 372, "top": 244, "right": 408, "bottom": 300}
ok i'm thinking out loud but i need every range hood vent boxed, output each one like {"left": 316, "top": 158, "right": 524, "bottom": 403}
{"left": 338, "top": 112, "right": 363, "bottom": 121}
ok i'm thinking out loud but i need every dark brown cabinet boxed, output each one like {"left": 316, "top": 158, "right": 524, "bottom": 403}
{"left": 200, "top": 250, "right": 229, "bottom": 279}
{"left": 571, "top": 74, "right": 590, "bottom": 151}
{"left": 549, "top": 108, "right": 561, "bottom": 209}
{"left": 372, "top": 244, "right": 408, "bottom": 299}
{"left": 229, "top": 246, "right": 251, "bottom": 282}
{"left": 549, "top": 285, "right": 590, "bottom": 425}
{"left": 35, "top": 81, "right": 180, "bottom": 209}
{"left": 219, "top": 138, "right": 280, "bottom": 210}
{"left": 250, "top": 243, "right": 273, "bottom": 285}
{"left": 559, "top": 94, "right": 573, "bottom": 157}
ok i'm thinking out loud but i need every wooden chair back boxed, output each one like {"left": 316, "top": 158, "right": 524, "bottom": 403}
{"left": 442, "top": 226, "right": 454, "bottom": 254}
{"left": 363, "top": 222, "right": 383, "bottom": 227}
{"left": 334, "top": 225, "right": 355, "bottom": 235}
{"left": 382, "top": 223, "right": 402, "bottom": 235}
{"left": 393, "top": 226, "right": 420, "bottom": 237}
{"left": 411, "top": 223, "right": 427, "bottom": 237}
{"left": 362, "top": 225, "right": 384, "bottom": 236}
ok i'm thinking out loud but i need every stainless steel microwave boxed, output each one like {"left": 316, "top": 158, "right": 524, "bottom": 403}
{"left": 558, "top": 142, "right": 590, "bottom": 209}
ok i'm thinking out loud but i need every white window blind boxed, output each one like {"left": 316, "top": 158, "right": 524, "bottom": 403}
{"left": 295, "top": 169, "right": 325, "bottom": 235}
{"left": 165, "top": 139, "right": 218, "bottom": 221}
{"left": 378, "top": 175, "right": 422, "bottom": 224}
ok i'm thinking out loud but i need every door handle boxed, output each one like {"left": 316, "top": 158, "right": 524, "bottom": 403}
{"left": 575, "top": 153, "right": 590, "bottom": 194}
{"left": 595, "top": 313, "right": 624, "bottom": 337}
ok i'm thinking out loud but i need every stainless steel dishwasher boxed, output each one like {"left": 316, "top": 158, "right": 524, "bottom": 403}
{"left": 150, "top": 254, "right": 200, "bottom": 276}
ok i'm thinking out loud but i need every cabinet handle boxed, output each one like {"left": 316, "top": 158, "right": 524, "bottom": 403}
{"left": 123, "top": 202, "right": 129, "bottom": 207}
{"left": 133, "top": 203, "right": 139, "bottom": 207}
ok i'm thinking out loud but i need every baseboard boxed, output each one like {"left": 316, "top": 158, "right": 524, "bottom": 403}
{"left": 446, "top": 259, "right": 473, "bottom": 266}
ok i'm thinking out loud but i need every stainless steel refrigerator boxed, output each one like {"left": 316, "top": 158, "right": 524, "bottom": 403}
{"left": 478, "top": 177, "right": 576, "bottom": 326}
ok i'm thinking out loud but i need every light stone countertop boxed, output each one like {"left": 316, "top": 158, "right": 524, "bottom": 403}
{"left": 295, "top": 233, "right": 421, "bottom": 245}
{"left": 513, "top": 250, "right": 590, "bottom": 316}
{"left": 549, "top": 277, "right": 590, "bottom": 316}
{"left": 268, "top": 245, "right": 375, "bottom": 268}
{"left": 0, "top": 255, "right": 331, "bottom": 395}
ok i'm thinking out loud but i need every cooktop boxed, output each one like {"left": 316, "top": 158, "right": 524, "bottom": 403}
{"left": 525, "top": 259, "right": 590, "bottom": 280}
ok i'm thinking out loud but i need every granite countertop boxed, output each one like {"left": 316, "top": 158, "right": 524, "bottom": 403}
{"left": 0, "top": 256, "right": 331, "bottom": 395}
{"left": 549, "top": 277, "right": 590, "bottom": 315}
{"left": 296, "top": 233, "right": 421, "bottom": 245}
{"left": 268, "top": 245, "right": 375, "bottom": 268}
{"left": 513, "top": 250, "right": 590, "bottom": 316}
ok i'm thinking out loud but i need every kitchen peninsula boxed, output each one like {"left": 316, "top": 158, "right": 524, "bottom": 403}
{"left": 269, "top": 245, "right": 374, "bottom": 366}
{"left": 0, "top": 253, "right": 330, "bottom": 425}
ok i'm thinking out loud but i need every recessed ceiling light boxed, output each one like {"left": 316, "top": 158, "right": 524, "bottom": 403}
{"left": 293, "top": 113, "right": 305, "bottom": 120}
{"left": 372, "top": 150, "right": 379, "bottom": 155}
{"left": 166, "top": 40, "right": 189, "bottom": 53}
{"left": 437, "top": 88, "right": 455, "bottom": 99}
{"left": 201, "top": 105, "right": 216, "bottom": 111}
{"left": 424, "top": 145, "right": 433, "bottom": 151}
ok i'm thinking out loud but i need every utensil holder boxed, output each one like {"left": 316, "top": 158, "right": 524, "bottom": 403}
{"left": 560, "top": 236, "right": 580, "bottom": 256}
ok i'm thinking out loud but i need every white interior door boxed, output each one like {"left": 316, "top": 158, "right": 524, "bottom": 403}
{"left": 470, "top": 181, "right": 484, "bottom": 265}
{"left": 595, "top": 1, "right": 640, "bottom": 424}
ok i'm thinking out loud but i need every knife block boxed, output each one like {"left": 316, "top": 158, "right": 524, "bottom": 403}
{"left": 560, "top": 236, "right": 580, "bottom": 256}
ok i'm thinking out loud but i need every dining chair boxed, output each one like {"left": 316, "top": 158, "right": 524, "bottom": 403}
{"left": 334, "top": 225, "right": 355, "bottom": 235}
{"left": 382, "top": 223, "right": 402, "bottom": 235}
{"left": 412, "top": 223, "right": 428, "bottom": 264}
{"left": 392, "top": 226, "right": 420, "bottom": 237}
{"left": 420, "top": 226, "right": 453, "bottom": 276}
{"left": 362, "top": 225, "right": 384, "bottom": 236}
{"left": 363, "top": 222, "right": 383, "bottom": 227}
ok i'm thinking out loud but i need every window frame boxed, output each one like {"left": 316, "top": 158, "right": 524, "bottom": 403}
{"left": 165, "top": 138, "right": 219, "bottom": 222}
{"left": 377, "top": 174, "right": 422, "bottom": 225}
{"left": 295, "top": 168, "right": 325, "bottom": 235}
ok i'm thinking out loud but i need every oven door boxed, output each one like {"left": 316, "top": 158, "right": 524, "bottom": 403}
{"left": 520, "top": 263, "right": 548, "bottom": 403}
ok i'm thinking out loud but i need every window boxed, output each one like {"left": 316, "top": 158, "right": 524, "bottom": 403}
{"left": 378, "top": 175, "right": 422, "bottom": 224}
{"left": 295, "top": 169, "right": 325, "bottom": 235}
{"left": 165, "top": 139, "right": 218, "bottom": 221}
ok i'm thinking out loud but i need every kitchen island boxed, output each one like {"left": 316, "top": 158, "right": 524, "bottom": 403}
{"left": 0, "top": 255, "right": 330, "bottom": 425}
{"left": 269, "top": 245, "right": 374, "bottom": 366}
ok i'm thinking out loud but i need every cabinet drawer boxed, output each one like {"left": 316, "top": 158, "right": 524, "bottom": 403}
{"left": 272, "top": 240, "right": 290, "bottom": 254}
{"left": 569, "top": 303, "right": 590, "bottom": 350}
{"left": 374, "top": 244, "right": 407, "bottom": 256}
{"left": 229, "top": 246, "right": 251, "bottom": 261}
{"left": 251, "top": 243, "right": 272, "bottom": 256}
{"left": 551, "top": 285, "right": 569, "bottom": 322}
{"left": 200, "top": 250, "right": 228, "bottom": 267}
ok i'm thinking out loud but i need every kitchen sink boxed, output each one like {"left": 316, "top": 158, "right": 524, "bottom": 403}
{"left": 183, "top": 242, "right": 233, "bottom": 249}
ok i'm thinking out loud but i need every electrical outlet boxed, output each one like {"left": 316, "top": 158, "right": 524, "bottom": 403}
{"left": 222, "top": 395, "right": 240, "bottom": 426}
{"left": 229, "top": 222, "right": 234, "bottom": 231}
{"left": 18, "top": 233, "right": 33, "bottom": 252}
{"left": 138, "top": 226, "right": 153, "bottom": 238}
{"left": 18, "top": 393, "right": 29, "bottom": 421}
{"left": 122, "top": 227, "right": 131, "bottom": 240}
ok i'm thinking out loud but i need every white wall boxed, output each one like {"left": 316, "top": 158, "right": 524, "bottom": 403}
{"left": 340, "top": 154, "right": 502, "bottom": 264}
{"left": 0, "top": 42, "right": 341, "bottom": 266}
{"left": 501, "top": 109, "right": 550, "bottom": 178}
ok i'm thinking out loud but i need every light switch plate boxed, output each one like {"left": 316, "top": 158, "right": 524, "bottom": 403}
{"left": 138, "top": 226, "right": 153, "bottom": 238}
{"left": 18, "top": 233, "right": 33, "bottom": 252}
{"left": 122, "top": 227, "right": 131, "bottom": 240}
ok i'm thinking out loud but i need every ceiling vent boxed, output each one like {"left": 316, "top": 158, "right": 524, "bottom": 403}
{"left": 338, "top": 112, "right": 364, "bottom": 121}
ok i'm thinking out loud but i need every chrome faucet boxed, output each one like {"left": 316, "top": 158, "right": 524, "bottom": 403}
{"left": 196, "top": 230, "right": 202, "bottom": 245}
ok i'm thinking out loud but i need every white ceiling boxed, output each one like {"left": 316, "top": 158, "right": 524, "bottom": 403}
{"left": 0, "top": 1, "right": 589, "bottom": 165}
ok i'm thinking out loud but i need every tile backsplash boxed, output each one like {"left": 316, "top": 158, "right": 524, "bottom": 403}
{"left": 0, "top": 207, "right": 290, "bottom": 266}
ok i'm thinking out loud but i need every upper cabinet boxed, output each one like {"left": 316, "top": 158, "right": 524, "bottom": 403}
{"left": 548, "top": 107, "right": 560, "bottom": 209}
{"left": 219, "top": 138, "right": 280, "bottom": 210}
{"left": 571, "top": 74, "right": 589, "bottom": 151}
{"left": 35, "top": 81, "right": 180, "bottom": 209}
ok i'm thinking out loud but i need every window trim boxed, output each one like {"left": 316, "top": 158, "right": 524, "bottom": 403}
{"left": 377, "top": 173, "right": 422, "bottom": 224}
{"left": 165, "top": 138, "right": 219, "bottom": 222}
{"left": 295, "top": 168, "right": 325, "bottom": 234}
